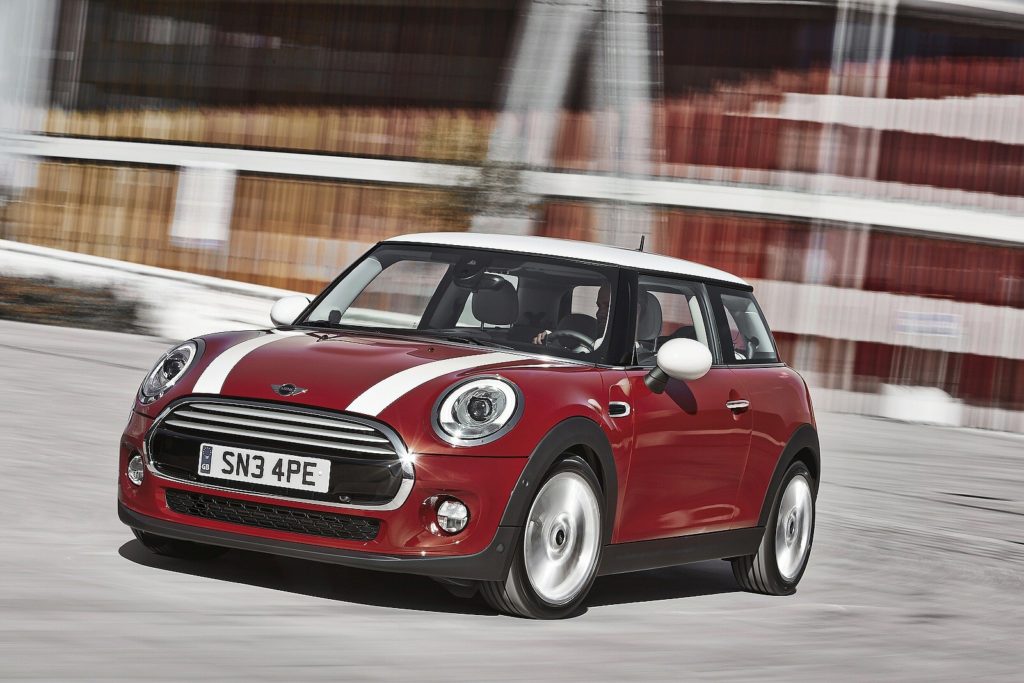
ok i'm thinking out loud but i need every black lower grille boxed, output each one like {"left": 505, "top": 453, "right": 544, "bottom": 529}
{"left": 165, "top": 489, "right": 380, "bottom": 542}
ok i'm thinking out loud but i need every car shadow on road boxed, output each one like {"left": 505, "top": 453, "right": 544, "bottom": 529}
{"left": 119, "top": 540, "right": 739, "bottom": 617}
{"left": 587, "top": 561, "right": 740, "bottom": 608}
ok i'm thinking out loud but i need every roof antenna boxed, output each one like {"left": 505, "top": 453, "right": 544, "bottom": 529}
{"left": 637, "top": 235, "right": 646, "bottom": 252}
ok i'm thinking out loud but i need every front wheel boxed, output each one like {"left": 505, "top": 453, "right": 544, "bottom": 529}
{"left": 731, "top": 461, "right": 815, "bottom": 595}
{"left": 481, "top": 456, "right": 603, "bottom": 619}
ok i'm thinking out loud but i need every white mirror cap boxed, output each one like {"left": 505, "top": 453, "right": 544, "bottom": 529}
{"left": 270, "top": 296, "right": 311, "bottom": 327}
{"left": 656, "top": 338, "right": 713, "bottom": 382}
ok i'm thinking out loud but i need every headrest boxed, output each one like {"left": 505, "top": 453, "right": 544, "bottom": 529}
{"left": 637, "top": 292, "right": 663, "bottom": 341}
{"left": 671, "top": 325, "right": 697, "bottom": 341}
{"left": 556, "top": 313, "right": 599, "bottom": 339}
{"left": 472, "top": 279, "right": 519, "bottom": 326}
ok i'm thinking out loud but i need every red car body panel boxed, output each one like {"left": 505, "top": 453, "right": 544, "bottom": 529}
{"left": 612, "top": 367, "right": 753, "bottom": 542}
{"left": 731, "top": 365, "right": 817, "bottom": 527}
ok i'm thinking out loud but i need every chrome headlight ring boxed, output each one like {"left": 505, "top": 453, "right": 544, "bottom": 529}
{"left": 432, "top": 376, "right": 523, "bottom": 447}
{"left": 138, "top": 340, "right": 202, "bottom": 405}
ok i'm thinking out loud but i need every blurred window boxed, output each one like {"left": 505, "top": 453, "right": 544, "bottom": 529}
{"left": 58, "top": 1, "right": 516, "bottom": 110}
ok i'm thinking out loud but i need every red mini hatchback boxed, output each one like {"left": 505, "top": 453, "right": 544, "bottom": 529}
{"left": 118, "top": 233, "right": 819, "bottom": 618}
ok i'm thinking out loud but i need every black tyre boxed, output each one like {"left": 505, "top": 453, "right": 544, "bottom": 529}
{"left": 481, "top": 456, "right": 603, "bottom": 619}
{"left": 132, "top": 529, "right": 228, "bottom": 561}
{"left": 731, "top": 461, "right": 815, "bottom": 595}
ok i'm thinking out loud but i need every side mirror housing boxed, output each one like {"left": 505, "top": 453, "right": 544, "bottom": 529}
{"left": 270, "top": 296, "right": 311, "bottom": 327}
{"left": 644, "top": 338, "right": 713, "bottom": 394}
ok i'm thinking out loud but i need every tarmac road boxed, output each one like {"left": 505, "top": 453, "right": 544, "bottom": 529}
{"left": 1, "top": 319, "right": 1022, "bottom": 681}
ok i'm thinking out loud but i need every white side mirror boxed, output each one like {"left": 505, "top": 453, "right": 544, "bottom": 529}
{"left": 644, "top": 338, "right": 713, "bottom": 393}
{"left": 270, "top": 296, "right": 311, "bottom": 327}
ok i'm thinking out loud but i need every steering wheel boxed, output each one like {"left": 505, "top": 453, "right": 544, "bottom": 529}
{"left": 544, "top": 329, "right": 596, "bottom": 354}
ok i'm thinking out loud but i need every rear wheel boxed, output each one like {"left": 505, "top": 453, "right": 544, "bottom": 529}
{"left": 481, "top": 456, "right": 603, "bottom": 619}
{"left": 132, "top": 529, "right": 228, "bottom": 561}
{"left": 731, "top": 461, "right": 815, "bottom": 595}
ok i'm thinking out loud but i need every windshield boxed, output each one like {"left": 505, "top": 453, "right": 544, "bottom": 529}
{"left": 300, "top": 244, "right": 620, "bottom": 363}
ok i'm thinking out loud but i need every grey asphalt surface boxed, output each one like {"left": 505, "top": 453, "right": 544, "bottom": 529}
{"left": 1, "top": 319, "right": 1022, "bottom": 682}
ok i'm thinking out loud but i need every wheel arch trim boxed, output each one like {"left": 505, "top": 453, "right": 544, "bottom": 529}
{"left": 498, "top": 416, "right": 618, "bottom": 545}
{"left": 756, "top": 423, "right": 820, "bottom": 528}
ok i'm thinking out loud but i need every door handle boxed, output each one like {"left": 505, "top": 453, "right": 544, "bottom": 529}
{"left": 726, "top": 399, "right": 750, "bottom": 413}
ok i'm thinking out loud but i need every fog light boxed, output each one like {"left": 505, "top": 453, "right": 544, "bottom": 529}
{"left": 127, "top": 454, "right": 145, "bottom": 486}
{"left": 436, "top": 498, "right": 469, "bottom": 534}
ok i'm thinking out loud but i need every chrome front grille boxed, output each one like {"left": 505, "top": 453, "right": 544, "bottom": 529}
{"left": 146, "top": 399, "right": 412, "bottom": 509}
{"left": 160, "top": 401, "right": 399, "bottom": 458}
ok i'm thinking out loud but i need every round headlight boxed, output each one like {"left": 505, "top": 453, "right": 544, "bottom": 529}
{"left": 434, "top": 377, "right": 522, "bottom": 446}
{"left": 139, "top": 341, "right": 199, "bottom": 404}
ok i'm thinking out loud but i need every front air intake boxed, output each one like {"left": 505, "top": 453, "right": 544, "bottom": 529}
{"left": 165, "top": 489, "right": 381, "bottom": 541}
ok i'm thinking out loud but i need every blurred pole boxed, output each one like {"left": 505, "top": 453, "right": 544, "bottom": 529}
{"left": 471, "top": 0, "right": 600, "bottom": 235}
{"left": 797, "top": 0, "right": 896, "bottom": 391}
{"left": 472, "top": 0, "right": 658, "bottom": 248}
{"left": 0, "top": 0, "right": 58, "bottom": 194}
{"left": 591, "top": 0, "right": 657, "bottom": 249}
{"left": 816, "top": 0, "right": 896, "bottom": 188}
{"left": 50, "top": 0, "right": 88, "bottom": 111}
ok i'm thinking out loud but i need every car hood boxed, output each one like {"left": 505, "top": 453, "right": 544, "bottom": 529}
{"left": 189, "top": 329, "right": 546, "bottom": 417}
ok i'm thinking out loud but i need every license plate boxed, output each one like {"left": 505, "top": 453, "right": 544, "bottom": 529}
{"left": 198, "top": 443, "right": 330, "bottom": 493}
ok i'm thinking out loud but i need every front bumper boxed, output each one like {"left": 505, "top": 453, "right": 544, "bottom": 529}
{"left": 119, "top": 409, "right": 527, "bottom": 580}
{"left": 119, "top": 502, "right": 519, "bottom": 580}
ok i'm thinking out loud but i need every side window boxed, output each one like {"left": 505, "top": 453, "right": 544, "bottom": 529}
{"left": 340, "top": 260, "right": 449, "bottom": 328}
{"left": 709, "top": 287, "right": 778, "bottom": 364}
{"left": 634, "top": 275, "right": 713, "bottom": 367}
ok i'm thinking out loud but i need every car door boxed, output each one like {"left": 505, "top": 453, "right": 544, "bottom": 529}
{"left": 706, "top": 285, "right": 803, "bottom": 528}
{"left": 614, "top": 274, "right": 753, "bottom": 543}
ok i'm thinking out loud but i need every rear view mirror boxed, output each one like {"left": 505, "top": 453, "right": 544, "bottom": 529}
{"left": 270, "top": 296, "right": 312, "bottom": 327}
{"left": 644, "top": 338, "right": 713, "bottom": 393}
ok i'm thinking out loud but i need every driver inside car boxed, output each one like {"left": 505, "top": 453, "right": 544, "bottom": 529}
{"left": 532, "top": 283, "right": 611, "bottom": 348}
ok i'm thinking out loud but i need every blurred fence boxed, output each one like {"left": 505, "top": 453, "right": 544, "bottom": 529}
{"left": 4, "top": 161, "right": 463, "bottom": 293}
{"left": 35, "top": 57, "right": 1024, "bottom": 209}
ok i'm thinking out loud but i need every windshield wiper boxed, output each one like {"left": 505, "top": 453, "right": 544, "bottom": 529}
{"left": 400, "top": 330, "right": 516, "bottom": 350}
{"left": 296, "top": 323, "right": 515, "bottom": 350}
{"left": 295, "top": 321, "right": 394, "bottom": 337}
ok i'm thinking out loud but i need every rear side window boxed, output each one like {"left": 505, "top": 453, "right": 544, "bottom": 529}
{"left": 708, "top": 287, "right": 779, "bottom": 364}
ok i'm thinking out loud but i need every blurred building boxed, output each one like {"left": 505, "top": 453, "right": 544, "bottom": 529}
{"left": 0, "top": 0, "right": 1022, "bottom": 430}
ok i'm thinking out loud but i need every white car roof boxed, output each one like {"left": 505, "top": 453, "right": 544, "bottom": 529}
{"left": 386, "top": 232, "right": 750, "bottom": 288}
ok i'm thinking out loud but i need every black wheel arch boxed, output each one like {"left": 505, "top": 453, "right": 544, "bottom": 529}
{"left": 756, "top": 423, "right": 820, "bottom": 528}
{"left": 498, "top": 416, "right": 618, "bottom": 545}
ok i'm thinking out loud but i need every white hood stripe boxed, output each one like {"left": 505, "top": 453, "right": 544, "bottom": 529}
{"left": 192, "top": 331, "right": 304, "bottom": 394}
{"left": 345, "top": 352, "right": 524, "bottom": 417}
